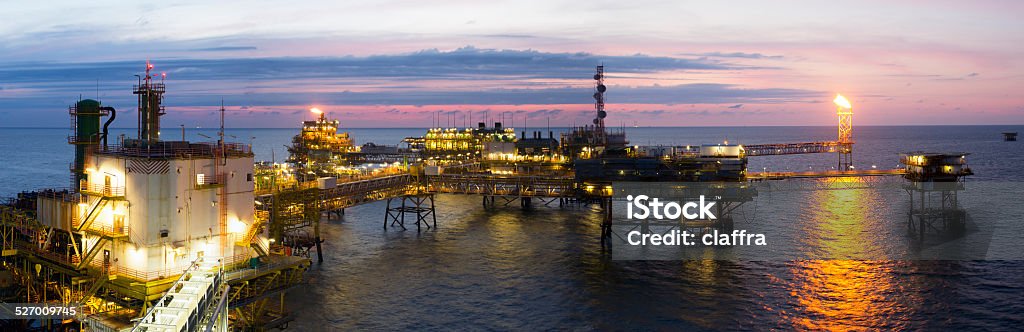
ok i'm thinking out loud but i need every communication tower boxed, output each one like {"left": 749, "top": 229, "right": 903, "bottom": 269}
{"left": 593, "top": 65, "right": 608, "bottom": 145}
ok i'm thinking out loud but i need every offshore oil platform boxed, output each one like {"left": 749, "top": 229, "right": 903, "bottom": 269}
{"left": 1, "top": 63, "right": 973, "bottom": 331}
{"left": 2, "top": 62, "right": 306, "bottom": 331}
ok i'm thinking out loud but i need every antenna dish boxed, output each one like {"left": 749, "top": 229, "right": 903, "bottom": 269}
{"left": 597, "top": 84, "right": 607, "bottom": 93}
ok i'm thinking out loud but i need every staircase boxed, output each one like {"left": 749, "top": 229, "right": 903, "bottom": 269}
{"left": 81, "top": 273, "right": 108, "bottom": 302}
{"left": 74, "top": 197, "right": 110, "bottom": 232}
{"left": 237, "top": 211, "right": 269, "bottom": 257}
{"left": 250, "top": 241, "right": 269, "bottom": 257}
{"left": 76, "top": 237, "right": 110, "bottom": 270}
{"left": 131, "top": 257, "right": 226, "bottom": 332}
{"left": 237, "top": 213, "right": 266, "bottom": 246}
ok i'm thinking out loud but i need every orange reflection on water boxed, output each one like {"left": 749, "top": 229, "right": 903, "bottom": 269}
{"left": 806, "top": 176, "right": 881, "bottom": 260}
{"left": 786, "top": 179, "right": 908, "bottom": 330}
{"left": 788, "top": 260, "right": 908, "bottom": 331}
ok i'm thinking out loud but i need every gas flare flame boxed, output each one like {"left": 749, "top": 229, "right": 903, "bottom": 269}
{"left": 833, "top": 94, "right": 852, "bottom": 109}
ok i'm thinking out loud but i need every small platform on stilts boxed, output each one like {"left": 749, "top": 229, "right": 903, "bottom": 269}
{"left": 384, "top": 194, "right": 437, "bottom": 231}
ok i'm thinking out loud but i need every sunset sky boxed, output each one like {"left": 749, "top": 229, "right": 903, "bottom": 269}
{"left": 1, "top": 0, "right": 1021, "bottom": 128}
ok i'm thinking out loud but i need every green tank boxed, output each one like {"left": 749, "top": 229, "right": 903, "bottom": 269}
{"left": 72, "top": 99, "right": 103, "bottom": 188}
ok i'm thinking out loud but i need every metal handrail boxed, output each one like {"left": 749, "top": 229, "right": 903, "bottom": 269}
{"left": 202, "top": 284, "right": 230, "bottom": 332}
{"left": 80, "top": 182, "right": 125, "bottom": 197}
{"left": 224, "top": 258, "right": 298, "bottom": 281}
{"left": 95, "top": 142, "right": 252, "bottom": 158}
{"left": 72, "top": 217, "right": 128, "bottom": 237}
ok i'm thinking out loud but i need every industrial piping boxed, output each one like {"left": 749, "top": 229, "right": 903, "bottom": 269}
{"left": 100, "top": 106, "right": 116, "bottom": 147}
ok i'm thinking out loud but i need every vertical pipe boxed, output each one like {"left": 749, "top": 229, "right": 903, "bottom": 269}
{"left": 314, "top": 215, "right": 323, "bottom": 263}
{"left": 384, "top": 198, "right": 391, "bottom": 229}
{"left": 100, "top": 107, "right": 116, "bottom": 147}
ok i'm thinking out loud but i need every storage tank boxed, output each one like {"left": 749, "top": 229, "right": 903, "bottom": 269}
{"left": 71, "top": 99, "right": 103, "bottom": 188}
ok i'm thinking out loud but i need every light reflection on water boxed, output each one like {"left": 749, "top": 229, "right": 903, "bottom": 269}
{"left": 805, "top": 177, "right": 884, "bottom": 260}
{"left": 286, "top": 195, "right": 1023, "bottom": 331}
{"left": 785, "top": 179, "right": 898, "bottom": 330}
{"left": 786, "top": 260, "right": 907, "bottom": 331}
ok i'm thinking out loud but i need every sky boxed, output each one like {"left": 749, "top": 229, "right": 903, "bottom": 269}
{"left": 1, "top": 0, "right": 1022, "bottom": 128}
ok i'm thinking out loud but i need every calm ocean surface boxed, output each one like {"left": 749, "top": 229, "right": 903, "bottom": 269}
{"left": 1, "top": 125, "right": 1022, "bottom": 330}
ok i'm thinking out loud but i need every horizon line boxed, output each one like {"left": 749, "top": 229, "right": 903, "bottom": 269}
{"left": 3, "top": 124, "right": 1023, "bottom": 130}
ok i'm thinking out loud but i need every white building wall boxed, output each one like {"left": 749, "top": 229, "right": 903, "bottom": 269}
{"left": 699, "top": 144, "right": 745, "bottom": 158}
{"left": 80, "top": 152, "right": 256, "bottom": 276}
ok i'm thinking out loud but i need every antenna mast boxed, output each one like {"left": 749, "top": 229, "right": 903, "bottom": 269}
{"left": 219, "top": 99, "right": 225, "bottom": 145}
{"left": 593, "top": 65, "right": 608, "bottom": 145}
